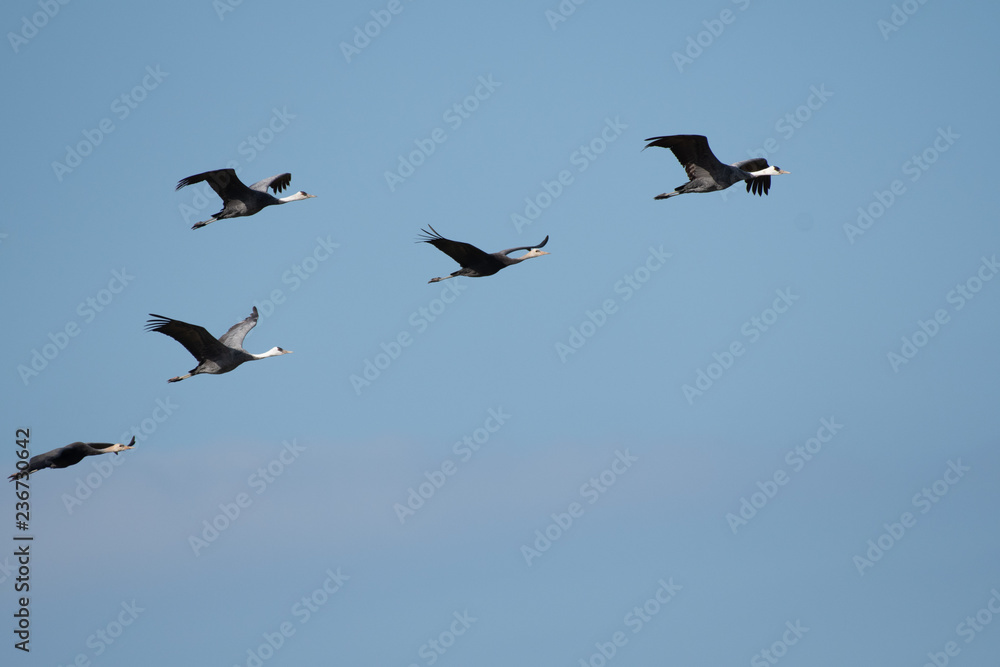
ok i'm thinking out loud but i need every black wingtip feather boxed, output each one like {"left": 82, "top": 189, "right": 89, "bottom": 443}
{"left": 145, "top": 314, "right": 172, "bottom": 332}
{"left": 417, "top": 225, "right": 445, "bottom": 244}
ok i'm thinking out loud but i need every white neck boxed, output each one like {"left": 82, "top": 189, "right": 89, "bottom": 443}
{"left": 252, "top": 347, "right": 290, "bottom": 360}
{"left": 278, "top": 192, "right": 312, "bottom": 204}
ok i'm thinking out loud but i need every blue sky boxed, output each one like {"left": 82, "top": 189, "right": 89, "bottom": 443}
{"left": 3, "top": 1, "right": 999, "bottom": 665}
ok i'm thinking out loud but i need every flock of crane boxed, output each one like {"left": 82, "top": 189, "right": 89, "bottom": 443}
{"left": 10, "top": 133, "right": 789, "bottom": 481}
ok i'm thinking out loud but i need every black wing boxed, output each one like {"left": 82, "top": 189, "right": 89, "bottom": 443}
{"left": 418, "top": 226, "right": 493, "bottom": 269}
{"left": 146, "top": 314, "right": 226, "bottom": 361}
{"left": 732, "top": 159, "right": 771, "bottom": 196}
{"left": 176, "top": 169, "right": 254, "bottom": 202}
{"left": 248, "top": 174, "right": 292, "bottom": 194}
{"left": 644, "top": 135, "right": 727, "bottom": 182}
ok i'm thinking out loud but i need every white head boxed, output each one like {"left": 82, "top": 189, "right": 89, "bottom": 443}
{"left": 260, "top": 346, "right": 293, "bottom": 358}
{"left": 278, "top": 191, "right": 317, "bottom": 203}
{"left": 520, "top": 248, "right": 550, "bottom": 260}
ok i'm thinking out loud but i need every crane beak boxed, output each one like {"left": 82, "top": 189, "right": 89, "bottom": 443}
{"left": 778, "top": 169, "right": 791, "bottom": 174}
